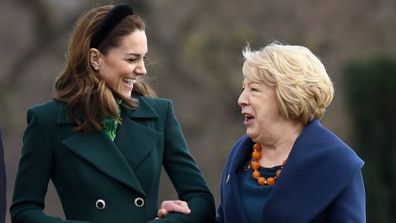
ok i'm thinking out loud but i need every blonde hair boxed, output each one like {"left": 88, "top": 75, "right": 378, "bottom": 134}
{"left": 242, "top": 42, "right": 334, "bottom": 124}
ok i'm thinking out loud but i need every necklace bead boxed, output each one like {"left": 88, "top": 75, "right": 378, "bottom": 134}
{"left": 250, "top": 143, "right": 286, "bottom": 186}
{"left": 252, "top": 150, "right": 261, "bottom": 160}
{"left": 253, "top": 143, "right": 262, "bottom": 151}
{"left": 250, "top": 160, "right": 260, "bottom": 170}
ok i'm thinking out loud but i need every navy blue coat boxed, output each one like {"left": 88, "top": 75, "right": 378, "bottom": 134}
{"left": 0, "top": 129, "right": 6, "bottom": 223}
{"left": 217, "top": 120, "right": 365, "bottom": 223}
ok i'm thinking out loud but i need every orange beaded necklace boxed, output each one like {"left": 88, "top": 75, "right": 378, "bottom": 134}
{"left": 250, "top": 143, "right": 286, "bottom": 186}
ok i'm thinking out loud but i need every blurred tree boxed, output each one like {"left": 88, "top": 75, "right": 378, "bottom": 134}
{"left": 343, "top": 57, "right": 396, "bottom": 223}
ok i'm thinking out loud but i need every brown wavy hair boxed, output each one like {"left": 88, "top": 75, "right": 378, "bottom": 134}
{"left": 54, "top": 5, "right": 156, "bottom": 132}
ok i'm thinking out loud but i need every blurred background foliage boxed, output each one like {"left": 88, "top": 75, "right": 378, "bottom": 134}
{"left": 0, "top": 0, "right": 395, "bottom": 222}
{"left": 343, "top": 58, "right": 396, "bottom": 222}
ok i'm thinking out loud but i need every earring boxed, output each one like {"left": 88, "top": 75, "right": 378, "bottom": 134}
{"left": 93, "top": 65, "right": 100, "bottom": 71}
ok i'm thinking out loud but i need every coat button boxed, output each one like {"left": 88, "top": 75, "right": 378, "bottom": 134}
{"left": 134, "top": 197, "right": 144, "bottom": 207}
{"left": 96, "top": 199, "right": 106, "bottom": 209}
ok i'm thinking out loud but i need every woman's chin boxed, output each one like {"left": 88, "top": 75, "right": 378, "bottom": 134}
{"left": 120, "top": 90, "right": 132, "bottom": 98}
{"left": 245, "top": 130, "right": 256, "bottom": 139}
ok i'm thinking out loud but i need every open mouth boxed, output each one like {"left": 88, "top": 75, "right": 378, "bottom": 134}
{"left": 122, "top": 78, "right": 137, "bottom": 85}
{"left": 244, "top": 113, "right": 254, "bottom": 121}
{"left": 242, "top": 112, "right": 255, "bottom": 126}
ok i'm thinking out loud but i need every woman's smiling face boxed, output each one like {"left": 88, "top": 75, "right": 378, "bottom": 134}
{"left": 98, "top": 30, "right": 148, "bottom": 98}
{"left": 238, "top": 78, "right": 283, "bottom": 142}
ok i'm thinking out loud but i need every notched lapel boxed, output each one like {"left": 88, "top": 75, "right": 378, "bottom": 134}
{"left": 62, "top": 131, "right": 145, "bottom": 195}
{"left": 58, "top": 96, "right": 160, "bottom": 196}
{"left": 115, "top": 116, "right": 161, "bottom": 170}
{"left": 115, "top": 96, "right": 162, "bottom": 169}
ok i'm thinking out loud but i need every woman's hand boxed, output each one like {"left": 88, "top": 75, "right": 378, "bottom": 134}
{"left": 157, "top": 200, "right": 191, "bottom": 218}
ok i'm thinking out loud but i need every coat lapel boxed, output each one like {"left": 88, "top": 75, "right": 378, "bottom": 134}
{"left": 58, "top": 97, "right": 160, "bottom": 195}
{"left": 224, "top": 136, "right": 252, "bottom": 222}
{"left": 62, "top": 130, "right": 146, "bottom": 195}
{"left": 221, "top": 121, "right": 363, "bottom": 223}
{"left": 262, "top": 120, "right": 363, "bottom": 222}
{"left": 114, "top": 98, "right": 161, "bottom": 170}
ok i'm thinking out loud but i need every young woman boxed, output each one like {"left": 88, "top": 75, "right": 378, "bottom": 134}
{"left": 10, "top": 4, "right": 215, "bottom": 223}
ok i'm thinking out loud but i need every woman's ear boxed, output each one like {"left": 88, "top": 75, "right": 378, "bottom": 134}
{"left": 89, "top": 48, "right": 101, "bottom": 71}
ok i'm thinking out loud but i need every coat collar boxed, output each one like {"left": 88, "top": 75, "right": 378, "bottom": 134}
{"left": 57, "top": 96, "right": 159, "bottom": 124}
{"left": 262, "top": 120, "right": 363, "bottom": 221}
{"left": 58, "top": 96, "right": 160, "bottom": 195}
{"left": 122, "top": 96, "right": 159, "bottom": 119}
{"left": 226, "top": 120, "right": 364, "bottom": 222}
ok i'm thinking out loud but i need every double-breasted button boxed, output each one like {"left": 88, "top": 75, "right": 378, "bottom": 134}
{"left": 96, "top": 199, "right": 106, "bottom": 209}
{"left": 134, "top": 197, "right": 144, "bottom": 207}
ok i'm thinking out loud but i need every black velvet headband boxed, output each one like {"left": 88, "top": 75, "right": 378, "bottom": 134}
{"left": 90, "top": 4, "right": 134, "bottom": 48}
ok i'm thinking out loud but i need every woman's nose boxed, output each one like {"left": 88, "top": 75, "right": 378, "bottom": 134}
{"left": 135, "top": 60, "right": 147, "bottom": 76}
{"left": 238, "top": 90, "right": 248, "bottom": 107}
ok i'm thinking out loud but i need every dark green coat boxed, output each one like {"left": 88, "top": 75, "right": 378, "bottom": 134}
{"left": 11, "top": 96, "right": 215, "bottom": 223}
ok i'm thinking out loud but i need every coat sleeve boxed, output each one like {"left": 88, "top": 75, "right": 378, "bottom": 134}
{"left": 10, "top": 109, "right": 89, "bottom": 223}
{"left": 0, "top": 129, "right": 6, "bottom": 223}
{"left": 327, "top": 170, "right": 366, "bottom": 223}
{"left": 148, "top": 100, "right": 216, "bottom": 223}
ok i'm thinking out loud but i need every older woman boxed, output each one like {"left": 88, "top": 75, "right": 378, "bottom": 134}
{"left": 159, "top": 42, "right": 366, "bottom": 223}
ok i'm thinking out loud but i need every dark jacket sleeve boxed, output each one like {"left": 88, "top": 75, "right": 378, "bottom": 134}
{"left": 10, "top": 110, "right": 89, "bottom": 223}
{"left": 0, "top": 129, "right": 6, "bottom": 223}
{"left": 148, "top": 100, "right": 216, "bottom": 223}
